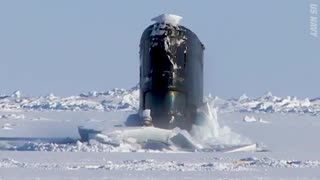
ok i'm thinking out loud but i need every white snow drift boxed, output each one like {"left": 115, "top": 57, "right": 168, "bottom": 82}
{"left": 0, "top": 87, "right": 319, "bottom": 116}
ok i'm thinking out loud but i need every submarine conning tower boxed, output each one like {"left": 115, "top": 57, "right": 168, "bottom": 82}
{"left": 139, "top": 14, "right": 205, "bottom": 131}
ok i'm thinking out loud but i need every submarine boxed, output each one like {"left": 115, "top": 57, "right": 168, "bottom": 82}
{"left": 139, "top": 14, "right": 205, "bottom": 131}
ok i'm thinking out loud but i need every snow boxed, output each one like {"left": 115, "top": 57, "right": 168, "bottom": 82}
{"left": 191, "top": 102, "right": 251, "bottom": 146}
{"left": 242, "top": 115, "right": 268, "bottom": 123}
{"left": 213, "top": 92, "right": 320, "bottom": 116}
{"left": 1, "top": 87, "right": 320, "bottom": 116}
{"left": 243, "top": 115, "right": 257, "bottom": 122}
{"left": 151, "top": 14, "right": 182, "bottom": 26}
{"left": 11, "top": 90, "right": 21, "bottom": 99}
{"left": 1, "top": 86, "right": 320, "bottom": 179}
{"left": 0, "top": 85, "right": 139, "bottom": 111}
{"left": 0, "top": 114, "right": 25, "bottom": 119}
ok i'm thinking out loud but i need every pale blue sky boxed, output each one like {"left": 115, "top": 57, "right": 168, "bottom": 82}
{"left": 0, "top": 0, "right": 319, "bottom": 98}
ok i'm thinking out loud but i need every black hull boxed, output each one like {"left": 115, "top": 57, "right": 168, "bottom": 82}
{"left": 139, "top": 22, "right": 204, "bottom": 131}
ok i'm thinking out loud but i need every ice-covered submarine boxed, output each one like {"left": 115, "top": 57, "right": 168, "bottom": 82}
{"left": 139, "top": 14, "right": 205, "bottom": 131}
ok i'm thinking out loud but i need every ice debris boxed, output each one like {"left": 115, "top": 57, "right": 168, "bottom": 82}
{"left": 151, "top": 14, "right": 182, "bottom": 26}
{"left": 0, "top": 87, "right": 319, "bottom": 116}
{"left": 242, "top": 115, "right": 269, "bottom": 123}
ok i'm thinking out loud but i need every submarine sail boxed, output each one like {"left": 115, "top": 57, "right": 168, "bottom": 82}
{"left": 139, "top": 14, "right": 204, "bottom": 131}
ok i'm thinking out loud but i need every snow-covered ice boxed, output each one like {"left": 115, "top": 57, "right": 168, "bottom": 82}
{"left": 1, "top": 86, "right": 320, "bottom": 179}
{"left": 242, "top": 115, "right": 269, "bottom": 123}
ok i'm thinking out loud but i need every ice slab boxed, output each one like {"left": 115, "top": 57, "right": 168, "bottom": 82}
{"left": 151, "top": 14, "right": 182, "bottom": 26}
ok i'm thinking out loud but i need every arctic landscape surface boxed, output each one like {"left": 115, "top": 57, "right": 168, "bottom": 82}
{"left": 0, "top": 86, "right": 320, "bottom": 179}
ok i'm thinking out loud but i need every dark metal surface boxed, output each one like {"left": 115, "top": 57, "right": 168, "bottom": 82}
{"left": 139, "top": 22, "right": 204, "bottom": 131}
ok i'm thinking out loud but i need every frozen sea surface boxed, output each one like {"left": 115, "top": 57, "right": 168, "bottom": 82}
{"left": 0, "top": 88, "right": 320, "bottom": 179}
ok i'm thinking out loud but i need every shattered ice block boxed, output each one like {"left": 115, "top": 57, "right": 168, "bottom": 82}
{"left": 151, "top": 14, "right": 183, "bottom": 26}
